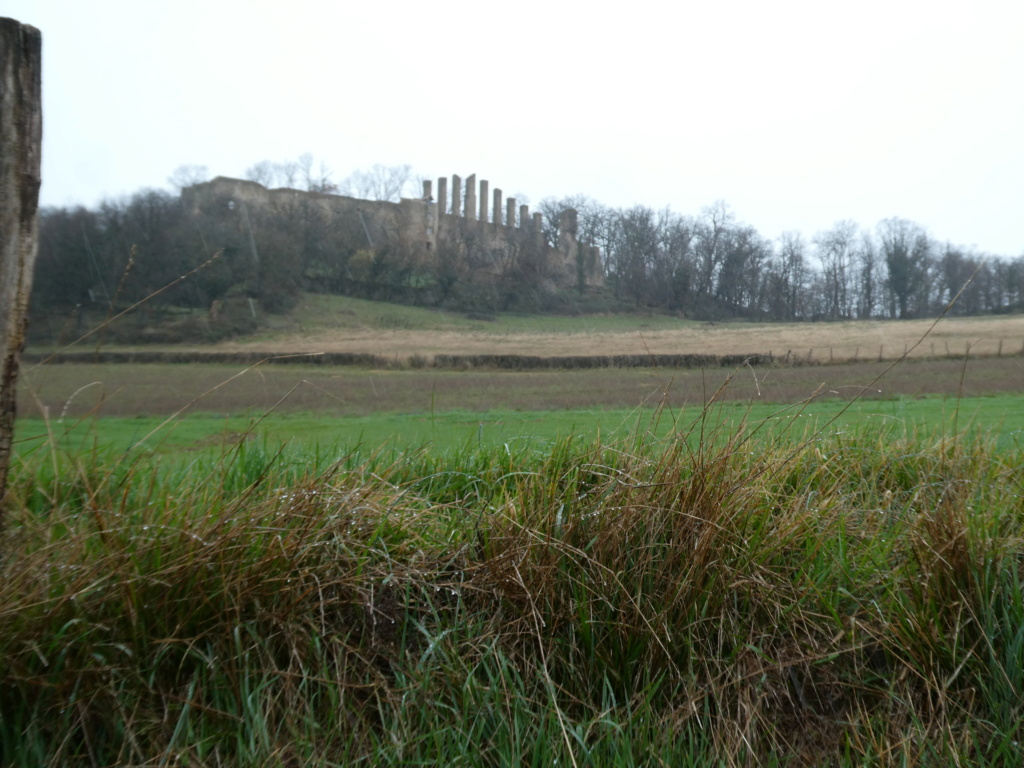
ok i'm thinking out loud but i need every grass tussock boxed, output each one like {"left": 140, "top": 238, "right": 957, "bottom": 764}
{"left": 2, "top": 411, "right": 1024, "bottom": 766}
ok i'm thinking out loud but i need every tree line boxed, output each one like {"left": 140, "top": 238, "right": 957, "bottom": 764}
{"left": 29, "top": 160, "right": 1024, "bottom": 343}
{"left": 538, "top": 195, "right": 1023, "bottom": 321}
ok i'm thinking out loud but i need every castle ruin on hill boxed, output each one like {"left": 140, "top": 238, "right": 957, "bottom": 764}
{"left": 182, "top": 174, "right": 603, "bottom": 293}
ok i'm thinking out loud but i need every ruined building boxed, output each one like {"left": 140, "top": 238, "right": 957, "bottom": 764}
{"left": 182, "top": 174, "right": 603, "bottom": 294}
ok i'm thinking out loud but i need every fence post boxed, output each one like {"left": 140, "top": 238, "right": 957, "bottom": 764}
{"left": 0, "top": 18, "right": 43, "bottom": 534}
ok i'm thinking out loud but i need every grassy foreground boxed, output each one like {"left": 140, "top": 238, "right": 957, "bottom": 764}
{"left": 3, "top": 411, "right": 1024, "bottom": 765}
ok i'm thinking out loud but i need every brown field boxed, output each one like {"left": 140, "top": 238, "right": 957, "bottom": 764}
{"left": 20, "top": 356, "right": 1024, "bottom": 420}
{"left": 21, "top": 311, "right": 1024, "bottom": 419}
{"left": 209, "top": 315, "right": 1024, "bottom": 362}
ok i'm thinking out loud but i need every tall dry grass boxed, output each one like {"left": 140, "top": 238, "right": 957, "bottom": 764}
{"left": 2, "top": 401, "right": 1023, "bottom": 765}
{"left": 213, "top": 313, "right": 1024, "bottom": 363}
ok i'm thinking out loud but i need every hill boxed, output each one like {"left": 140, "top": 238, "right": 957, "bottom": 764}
{"left": 35, "top": 293, "right": 1024, "bottom": 366}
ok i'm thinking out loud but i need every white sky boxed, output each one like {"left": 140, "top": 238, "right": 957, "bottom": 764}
{"left": 7, "top": 0, "right": 1024, "bottom": 255}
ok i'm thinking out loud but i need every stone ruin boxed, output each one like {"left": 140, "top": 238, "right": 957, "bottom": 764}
{"left": 182, "top": 174, "right": 603, "bottom": 291}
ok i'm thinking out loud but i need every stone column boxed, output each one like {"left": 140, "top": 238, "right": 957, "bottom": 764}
{"left": 451, "top": 175, "right": 461, "bottom": 217}
{"left": 533, "top": 212, "right": 545, "bottom": 248}
{"left": 493, "top": 188, "right": 502, "bottom": 226}
{"left": 558, "top": 208, "right": 578, "bottom": 240}
{"left": 478, "top": 180, "right": 489, "bottom": 222}
{"left": 558, "top": 209, "right": 579, "bottom": 283}
{"left": 587, "top": 246, "right": 603, "bottom": 285}
{"left": 437, "top": 176, "right": 447, "bottom": 215}
{"left": 519, "top": 204, "right": 529, "bottom": 229}
{"left": 423, "top": 180, "right": 435, "bottom": 236}
{"left": 507, "top": 198, "right": 516, "bottom": 228}
{"left": 465, "top": 174, "right": 476, "bottom": 221}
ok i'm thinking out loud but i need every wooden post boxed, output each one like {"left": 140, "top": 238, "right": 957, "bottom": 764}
{"left": 0, "top": 18, "right": 43, "bottom": 532}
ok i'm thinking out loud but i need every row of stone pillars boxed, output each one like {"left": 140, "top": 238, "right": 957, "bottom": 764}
{"left": 421, "top": 175, "right": 534, "bottom": 230}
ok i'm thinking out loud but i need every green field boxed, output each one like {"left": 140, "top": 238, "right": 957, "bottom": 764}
{"left": 15, "top": 354, "right": 1024, "bottom": 466}
{"left": 14, "top": 394, "right": 1024, "bottom": 466}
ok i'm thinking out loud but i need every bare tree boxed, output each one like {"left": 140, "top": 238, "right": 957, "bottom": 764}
{"left": 1003, "top": 256, "right": 1024, "bottom": 311}
{"left": 244, "top": 156, "right": 335, "bottom": 192}
{"left": 938, "top": 244, "right": 984, "bottom": 314}
{"left": 297, "top": 153, "right": 315, "bottom": 188}
{"left": 693, "top": 201, "right": 734, "bottom": 296}
{"left": 814, "top": 220, "right": 858, "bottom": 319}
{"left": 769, "top": 231, "right": 810, "bottom": 320}
{"left": 854, "top": 232, "right": 880, "bottom": 318}
{"left": 167, "top": 164, "right": 209, "bottom": 191}
{"left": 307, "top": 160, "right": 338, "bottom": 194}
{"left": 339, "top": 164, "right": 415, "bottom": 202}
{"left": 539, "top": 195, "right": 613, "bottom": 247}
{"left": 609, "top": 206, "right": 660, "bottom": 308}
{"left": 715, "top": 225, "right": 770, "bottom": 313}
{"left": 878, "top": 217, "right": 931, "bottom": 318}
{"left": 245, "top": 160, "right": 276, "bottom": 187}
{"left": 537, "top": 197, "right": 567, "bottom": 247}
{"left": 274, "top": 160, "right": 300, "bottom": 189}
{"left": 651, "top": 209, "right": 695, "bottom": 311}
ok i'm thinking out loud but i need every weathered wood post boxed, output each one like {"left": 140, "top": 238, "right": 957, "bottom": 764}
{"left": 0, "top": 18, "right": 43, "bottom": 533}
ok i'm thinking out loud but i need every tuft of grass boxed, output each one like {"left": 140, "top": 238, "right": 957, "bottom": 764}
{"left": 2, "top": 403, "right": 1023, "bottom": 765}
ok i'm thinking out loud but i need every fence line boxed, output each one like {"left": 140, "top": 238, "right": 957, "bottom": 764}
{"left": 24, "top": 339, "right": 1022, "bottom": 371}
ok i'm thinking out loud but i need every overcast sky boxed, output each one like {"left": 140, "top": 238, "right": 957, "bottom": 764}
{"left": 7, "top": 0, "right": 1024, "bottom": 255}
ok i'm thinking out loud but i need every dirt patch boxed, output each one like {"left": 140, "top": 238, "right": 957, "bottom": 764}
{"left": 19, "top": 357, "right": 1024, "bottom": 420}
